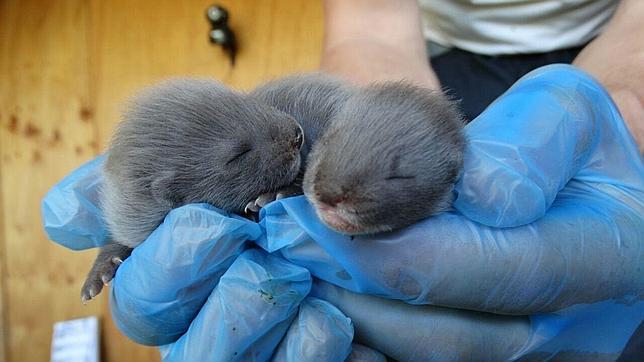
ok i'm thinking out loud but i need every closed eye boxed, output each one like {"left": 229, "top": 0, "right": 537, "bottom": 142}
{"left": 226, "top": 148, "right": 252, "bottom": 165}
{"left": 385, "top": 175, "right": 416, "bottom": 181}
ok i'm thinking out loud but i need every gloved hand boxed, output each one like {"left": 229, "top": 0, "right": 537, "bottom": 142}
{"left": 42, "top": 64, "right": 643, "bottom": 360}
{"left": 41, "top": 157, "right": 382, "bottom": 360}
{"left": 253, "top": 64, "right": 644, "bottom": 359}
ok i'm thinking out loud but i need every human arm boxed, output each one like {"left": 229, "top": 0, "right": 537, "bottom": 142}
{"left": 320, "top": 0, "right": 440, "bottom": 89}
{"left": 573, "top": 0, "right": 644, "bottom": 152}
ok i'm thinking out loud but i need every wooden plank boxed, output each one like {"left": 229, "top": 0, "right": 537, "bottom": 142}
{"left": 0, "top": 0, "right": 8, "bottom": 349}
{"left": 0, "top": 198, "right": 6, "bottom": 362}
{"left": 0, "top": 0, "right": 322, "bottom": 361}
{"left": 0, "top": 1, "right": 103, "bottom": 361}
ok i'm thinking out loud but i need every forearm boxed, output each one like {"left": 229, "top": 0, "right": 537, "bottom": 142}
{"left": 321, "top": 0, "right": 441, "bottom": 89}
{"left": 574, "top": 0, "right": 644, "bottom": 153}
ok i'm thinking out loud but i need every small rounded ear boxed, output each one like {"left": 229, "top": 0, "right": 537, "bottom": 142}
{"left": 150, "top": 171, "right": 178, "bottom": 206}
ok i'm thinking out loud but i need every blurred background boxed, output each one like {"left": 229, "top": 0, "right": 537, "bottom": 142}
{"left": 0, "top": 0, "right": 323, "bottom": 360}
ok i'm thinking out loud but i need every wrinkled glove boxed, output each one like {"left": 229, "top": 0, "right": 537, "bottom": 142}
{"left": 42, "top": 64, "right": 643, "bottom": 360}
{"left": 255, "top": 64, "right": 644, "bottom": 359}
{"left": 41, "top": 158, "right": 382, "bottom": 361}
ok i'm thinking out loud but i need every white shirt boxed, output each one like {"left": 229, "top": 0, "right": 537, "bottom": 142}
{"left": 419, "top": 0, "right": 620, "bottom": 55}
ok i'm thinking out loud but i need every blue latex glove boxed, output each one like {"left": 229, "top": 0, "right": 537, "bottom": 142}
{"left": 254, "top": 64, "right": 644, "bottom": 359}
{"left": 41, "top": 160, "right": 368, "bottom": 360}
{"left": 42, "top": 64, "right": 643, "bottom": 360}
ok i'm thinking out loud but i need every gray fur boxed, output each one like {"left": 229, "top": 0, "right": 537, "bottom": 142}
{"left": 82, "top": 78, "right": 303, "bottom": 301}
{"left": 303, "top": 82, "right": 466, "bottom": 234}
{"left": 250, "top": 73, "right": 353, "bottom": 165}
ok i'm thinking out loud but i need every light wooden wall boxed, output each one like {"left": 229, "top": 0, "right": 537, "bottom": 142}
{"left": 0, "top": 1, "right": 323, "bottom": 360}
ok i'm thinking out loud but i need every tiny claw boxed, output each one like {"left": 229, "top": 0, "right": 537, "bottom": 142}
{"left": 245, "top": 201, "right": 259, "bottom": 213}
{"left": 275, "top": 193, "right": 285, "bottom": 200}
{"left": 255, "top": 194, "right": 275, "bottom": 208}
{"left": 81, "top": 295, "right": 90, "bottom": 305}
{"left": 101, "top": 274, "right": 111, "bottom": 285}
{"left": 112, "top": 257, "right": 123, "bottom": 265}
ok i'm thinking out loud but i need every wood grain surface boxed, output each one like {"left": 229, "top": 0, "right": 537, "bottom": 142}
{"left": 0, "top": 1, "right": 323, "bottom": 360}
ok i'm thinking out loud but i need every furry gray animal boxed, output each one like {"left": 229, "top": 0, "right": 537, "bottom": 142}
{"left": 303, "top": 82, "right": 466, "bottom": 234}
{"left": 81, "top": 78, "right": 304, "bottom": 302}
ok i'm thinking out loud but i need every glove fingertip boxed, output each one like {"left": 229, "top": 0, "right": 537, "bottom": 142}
{"left": 109, "top": 285, "right": 183, "bottom": 346}
{"left": 454, "top": 150, "right": 548, "bottom": 227}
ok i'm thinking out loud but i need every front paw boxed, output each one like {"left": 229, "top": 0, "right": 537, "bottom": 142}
{"left": 244, "top": 185, "right": 303, "bottom": 213}
{"left": 81, "top": 258, "right": 120, "bottom": 303}
{"left": 80, "top": 244, "right": 132, "bottom": 303}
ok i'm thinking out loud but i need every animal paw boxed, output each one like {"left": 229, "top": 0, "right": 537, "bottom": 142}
{"left": 244, "top": 185, "right": 303, "bottom": 214}
{"left": 81, "top": 244, "right": 132, "bottom": 304}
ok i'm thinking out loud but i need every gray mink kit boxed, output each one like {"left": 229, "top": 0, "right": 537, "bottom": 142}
{"left": 81, "top": 74, "right": 465, "bottom": 303}
{"left": 303, "top": 81, "right": 466, "bottom": 234}
{"left": 81, "top": 78, "right": 304, "bottom": 302}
